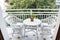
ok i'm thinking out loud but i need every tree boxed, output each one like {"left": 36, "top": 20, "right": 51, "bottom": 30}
{"left": 35, "top": 0, "right": 56, "bottom": 9}
{"left": 6, "top": 0, "right": 56, "bottom": 9}
{"left": 6, "top": 0, "right": 35, "bottom": 9}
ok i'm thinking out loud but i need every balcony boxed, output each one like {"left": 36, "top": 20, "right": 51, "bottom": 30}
{"left": 4, "top": 9, "right": 59, "bottom": 40}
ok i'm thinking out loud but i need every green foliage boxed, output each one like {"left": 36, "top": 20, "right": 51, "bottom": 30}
{"left": 6, "top": 0, "right": 56, "bottom": 9}
{"left": 36, "top": 0, "right": 56, "bottom": 8}
{"left": 7, "top": 0, "right": 35, "bottom": 9}
{"left": 30, "top": 14, "right": 37, "bottom": 18}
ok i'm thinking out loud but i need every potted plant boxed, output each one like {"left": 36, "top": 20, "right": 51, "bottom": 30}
{"left": 30, "top": 14, "right": 36, "bottom": 22}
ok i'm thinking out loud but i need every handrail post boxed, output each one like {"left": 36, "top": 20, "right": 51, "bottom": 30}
{"left": 58, "top": 9, "right": 60, "bottom": 24}
{"left": 30, "top": 9, "right": 32, "bottom": 15}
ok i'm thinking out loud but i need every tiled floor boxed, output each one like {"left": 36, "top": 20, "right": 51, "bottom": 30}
{"left": 0, "top": 25, "right": 60, "bottom": 40}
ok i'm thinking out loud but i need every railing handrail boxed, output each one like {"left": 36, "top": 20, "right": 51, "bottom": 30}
{"left": 7, "top": 12, "right": 59, "bottom": 14}
{"left": 6, "top": 9, "right": 59, "bottom": 15}
{"left": 6, "top": 9, "right": 59, "bottom": 10}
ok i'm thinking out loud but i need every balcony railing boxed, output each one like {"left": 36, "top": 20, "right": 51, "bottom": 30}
{"left": 6, "top": 9, "right": 59, "bottom": 19}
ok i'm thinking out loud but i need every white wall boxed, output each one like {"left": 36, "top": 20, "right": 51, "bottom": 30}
{"left": 0, "top": 0, "right": 9, "bottom": 40}
{"left": 56, "top": 0, "right": 60, "bottom": 5}
{"left": 0, "top": 0, "right": 8, "bottom": 17}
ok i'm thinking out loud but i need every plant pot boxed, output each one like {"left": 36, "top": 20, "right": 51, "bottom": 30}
{"left": 30, "top": 18, "right": 34, "bottom": 22}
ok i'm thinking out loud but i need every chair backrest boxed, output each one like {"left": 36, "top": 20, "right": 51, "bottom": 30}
{"left": 42, "top": 16, "right": 57, "bottom": 24}
{"left": 5, "top": 15, "right": 23, "bottom": 25}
